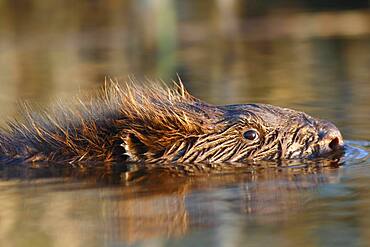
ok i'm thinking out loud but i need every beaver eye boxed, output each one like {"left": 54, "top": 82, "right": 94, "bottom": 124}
{"left": 243, "top": 129, "right": 259, "bottom": 141}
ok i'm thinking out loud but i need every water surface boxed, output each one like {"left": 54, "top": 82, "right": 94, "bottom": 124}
{"left": 0, "top": 1, "right": 369, "bottom": 247}
{"left": 0, "top": 142, "right": 369, "bottom": 247}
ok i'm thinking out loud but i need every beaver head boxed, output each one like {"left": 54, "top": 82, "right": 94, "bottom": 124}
{"left": 0, "top": 81, "right": 344, "bottom": 164}
{"left": 188, "top": 104, "right": 343, "bottom": 162}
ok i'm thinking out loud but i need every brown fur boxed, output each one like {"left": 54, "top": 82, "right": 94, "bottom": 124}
{"left": 0, "top": 79, "right": 344, "bottom": 164}
{"left": 0, "top": 80, "right": 222, "bottom": 163}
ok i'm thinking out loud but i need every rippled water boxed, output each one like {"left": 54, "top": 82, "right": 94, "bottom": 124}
{"left": 0, "top": 142, "right": 368, "bottom": 247}
{"left": 0, "top": 1, "right": 369, "bottom": 247}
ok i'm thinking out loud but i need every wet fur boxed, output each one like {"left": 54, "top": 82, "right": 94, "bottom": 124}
{"left": 0, "top": 79, "right": 343, "bottom": 164}
{"left": 0, "top": 80, "right": 222, "bottom": 163}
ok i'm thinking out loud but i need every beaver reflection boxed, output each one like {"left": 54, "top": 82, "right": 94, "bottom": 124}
{"left": 0, "top": 160, "right": 342, "bottom": 244}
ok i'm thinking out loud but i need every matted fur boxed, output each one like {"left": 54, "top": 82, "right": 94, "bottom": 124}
{"left": 0, "top": 80, "right": 222, "bottom": 163}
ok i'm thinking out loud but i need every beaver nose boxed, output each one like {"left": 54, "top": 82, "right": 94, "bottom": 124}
{"left": 318, "top": 121, "right": 344, "bottom": 151}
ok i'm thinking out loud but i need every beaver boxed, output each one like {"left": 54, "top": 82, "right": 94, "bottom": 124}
{"left": 0, "top": 80, "right": 344, "bottom": 164}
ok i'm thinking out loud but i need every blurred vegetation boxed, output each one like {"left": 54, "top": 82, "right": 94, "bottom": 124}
{"left": 0, "top": 1, "right": 368, "bottom": 133}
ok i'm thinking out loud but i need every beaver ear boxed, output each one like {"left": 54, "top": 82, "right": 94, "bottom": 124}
{"left": 122, "top": 133, "right": 148, "bottom": 161}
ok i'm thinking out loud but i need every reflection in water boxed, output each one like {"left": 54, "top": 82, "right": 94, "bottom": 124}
{"left": 0, "top": 142, "right": 368, "bottom": 246}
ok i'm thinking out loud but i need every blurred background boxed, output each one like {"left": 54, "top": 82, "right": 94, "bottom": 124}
{"left": 0, "top": 0, "right": 369, "bottom": 139}
{"left": 0, "top": 1, "right": 369, "bottom": 247}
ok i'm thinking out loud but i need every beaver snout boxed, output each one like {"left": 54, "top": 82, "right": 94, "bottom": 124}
{"left": 317, "top": 121, "right": 344, "bottom": 153}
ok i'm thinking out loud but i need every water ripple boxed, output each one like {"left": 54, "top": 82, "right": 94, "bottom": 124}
{"left": 343, "top": 140, "right": 370, "bottom": 165}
